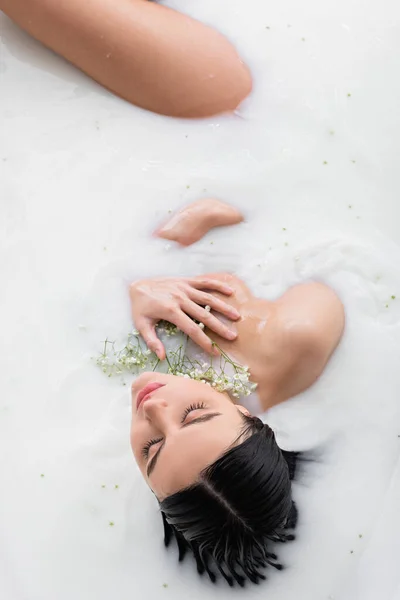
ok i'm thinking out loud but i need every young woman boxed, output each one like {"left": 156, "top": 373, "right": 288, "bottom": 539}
{"left": 129, "top": 272, "right": 345, "bottom": 585}
{"left": 0, "top": 0, "right": 252, "bottom": 118}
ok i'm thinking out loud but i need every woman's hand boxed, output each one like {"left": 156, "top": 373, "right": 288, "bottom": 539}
{"left": 129, "top": 277, "right": 240, "bottom": 359}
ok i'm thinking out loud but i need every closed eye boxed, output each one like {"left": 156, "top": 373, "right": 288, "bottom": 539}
{"left": 145, "top": 411, "right": 222, "bottom": 478}
{"left": 180, "top": 401, "right": 207, "bottom": 423}
{"left": 146, "top": 413, "right": 222, "bottom": 478}
{"left": 142, "top": 437, "right": 163, "bottom": 460}
{"left": 141, "top": 403, "right": 208, "bottom": 459}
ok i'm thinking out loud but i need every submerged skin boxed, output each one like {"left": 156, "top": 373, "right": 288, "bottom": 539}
{"left": 130, "top": 274, "right": 345, "bottom": 497}
{"left": 155, "top": 199, "right": 244, "bottom": 246}
{"left": 0, "top": 0, "right": 252, "bottom": 118}
{"left": 201, "top": 274, "right": 345, "bottom": 408}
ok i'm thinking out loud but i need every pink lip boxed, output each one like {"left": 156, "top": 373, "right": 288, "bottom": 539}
{"left": 136, "top": 383, "right": 165, "bottom": 410}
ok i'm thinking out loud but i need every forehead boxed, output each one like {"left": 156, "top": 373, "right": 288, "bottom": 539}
{"left": 149, "top": 416, "right": 239, "bottom": 498}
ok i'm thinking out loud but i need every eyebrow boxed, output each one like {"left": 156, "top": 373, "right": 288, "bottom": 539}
{"left": 146, "top": 412, "right": 222, "bottom": 478}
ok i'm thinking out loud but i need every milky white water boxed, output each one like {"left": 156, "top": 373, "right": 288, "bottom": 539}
{"left": 1, "top": 1, "right": 400, "bottom": 599}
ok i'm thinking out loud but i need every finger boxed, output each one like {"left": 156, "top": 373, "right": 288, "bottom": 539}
{"left": 170, "top": 311, "right": 220, "bottom": 356}
{"left": 182, "top": 300, "right": 237, "bottom": 341}
{"left": 187, "top": 277, "right": 234, "bottom": 296}
{"left": 189, "top": 290, "right": 240, "bottom": 320}
{"left": 136, "top": 318, "right": 165, "bottom": 360}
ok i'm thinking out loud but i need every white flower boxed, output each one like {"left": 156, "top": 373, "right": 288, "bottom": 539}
{"left": 205, "top": 305, "right": 211, "bottom": 312}
{"left": 97, "top": 329, "right": 257, "bottom": 400}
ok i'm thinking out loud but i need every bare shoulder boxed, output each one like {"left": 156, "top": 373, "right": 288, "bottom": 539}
{"left": 277, "top": 281, "right": 345, "bottom": 358}
{"left": 279, "top": 281, "right": 344, "bottom": 314}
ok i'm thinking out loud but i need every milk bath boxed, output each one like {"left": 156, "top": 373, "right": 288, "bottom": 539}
{"left": 1, "top": 0, "right": 400, "bottom": 599}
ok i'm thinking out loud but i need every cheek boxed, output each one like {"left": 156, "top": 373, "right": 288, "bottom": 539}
{"left": 130, "top": 420, "right": 153, "bottom": 479}
{"left": 130, "top": 419, "right": 142, "bottom": 462}
{"left": 130, "top": 437, "right": 147, "bottom": 479}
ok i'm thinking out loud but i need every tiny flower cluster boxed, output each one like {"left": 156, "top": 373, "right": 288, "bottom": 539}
{"left": 96, "top": 323, "right": 257, "bottom": 399}
{"left": 96, "top": 333, "right": 157, "bottom": 377}
{"left": 172, "top": 365, "right": 257, "bottom": 398}
{"left": 156, "top": 320, "right": 179, "bottom": 336}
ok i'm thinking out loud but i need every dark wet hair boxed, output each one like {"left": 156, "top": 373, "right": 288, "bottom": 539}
{"left": 160, "top": 414, "right": 300, "bottom": 587}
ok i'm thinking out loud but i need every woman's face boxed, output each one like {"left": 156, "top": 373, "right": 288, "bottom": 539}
{"left": 130, "top": 372, "right": 249, "bottom": 499}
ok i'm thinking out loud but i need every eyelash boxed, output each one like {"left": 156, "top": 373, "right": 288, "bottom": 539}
{"left": 142, "top": 438, "right": 163, "bottom": 460}
{"left": 180, "top": 401, "right": 207, "bottom": 423}
{"left": 141, "top": 402, "right": 207, "bottom": 459}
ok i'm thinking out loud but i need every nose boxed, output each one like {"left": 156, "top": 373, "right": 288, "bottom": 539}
{"left": 142, "top": 397, "right": 170, "bottom": 430}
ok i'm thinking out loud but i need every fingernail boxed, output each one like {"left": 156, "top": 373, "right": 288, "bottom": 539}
{"left": 227, "top": 330, "right": 237, "bottom": 340}
{"left": 231, "top": 309, "right": 240, "bottom": 318}
{"left": 213, "top": 347, "right": 220, "bottom": 356}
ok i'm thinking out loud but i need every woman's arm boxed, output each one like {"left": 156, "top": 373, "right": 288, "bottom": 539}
{"left": 0, "top": 0, "right": 252, "bottom": 118}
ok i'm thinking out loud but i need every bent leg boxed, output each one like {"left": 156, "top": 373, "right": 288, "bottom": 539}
{"left": 0, "top": 0, "right": 252, "bottom": 118}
